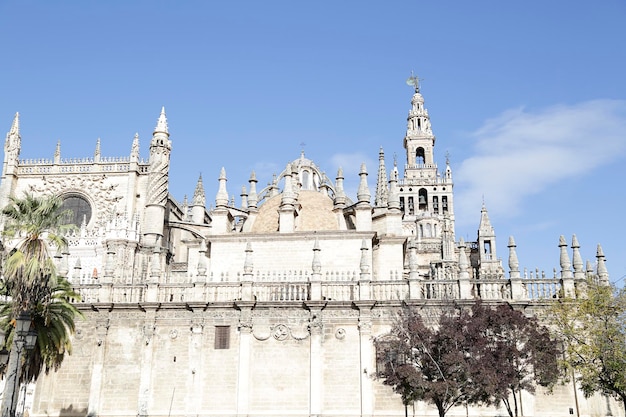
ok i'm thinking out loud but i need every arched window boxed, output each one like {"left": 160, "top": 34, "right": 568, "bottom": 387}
{"left": 61, "top": 194, "right": 92, "bottom": 227}
{"left": 301, "top": 170, "right": 311, "bottom": 190}
{"left": 416, "top": 147, "right": 425, "bottom": 165}
{"left": 418, "top": 189, "right": 428, "bottom": 211}
{"left": 442, "top": 196, "right": 448, "bottom": 213}
{"left": 408, "top": 197, "right": 414, "bottom": 215}
{"left": 433, "top": 196, "right": 439, "bottom": 214}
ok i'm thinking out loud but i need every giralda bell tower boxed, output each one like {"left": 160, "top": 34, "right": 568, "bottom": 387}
{"left": 400, "top": 75, "right": 455, "bottom": 255}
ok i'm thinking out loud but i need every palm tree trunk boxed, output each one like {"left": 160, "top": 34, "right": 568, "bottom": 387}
{"left": 0, "top": 339, "right": 23, "bottom": 417}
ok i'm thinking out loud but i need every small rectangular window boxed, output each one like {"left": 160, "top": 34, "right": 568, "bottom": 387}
{"left": 215, "top": 326, "right": 230, "bottom": 349}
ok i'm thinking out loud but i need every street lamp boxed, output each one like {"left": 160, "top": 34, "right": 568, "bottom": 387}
{"left": 0, "top": 311, "right": 37, "bottom": 417}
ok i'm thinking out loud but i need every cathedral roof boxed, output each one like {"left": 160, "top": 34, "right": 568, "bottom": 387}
{"left": 250, "top": 190, "right": 338, "bottom": 233}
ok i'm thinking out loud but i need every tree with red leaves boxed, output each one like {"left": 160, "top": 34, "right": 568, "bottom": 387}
{"left": 375, "top": 302, "right": 558, "bottom": 417}
{"left": 468, "top": 302, "right": 559, "bottom": 417}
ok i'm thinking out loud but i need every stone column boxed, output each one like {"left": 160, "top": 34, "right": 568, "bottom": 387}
{"left": 236, "top": 302, "right": 254, "bottom": 416}
{"left": 137, "top": 309, "right": 156, "bottom": 417}
{"left": 186, "top": 316, "right": 204, "bottom": 415}
{"left": 87, "top": 318, "right": 110, "bottom": 416}
{"left": 355, "top": 302, "right": 375, "bottom": 417}
{"left": 306, "top": 303, "right": 325, "bottom": 417}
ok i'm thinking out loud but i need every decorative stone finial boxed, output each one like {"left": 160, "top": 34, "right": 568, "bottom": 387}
{"left": 248, "top": 171, "right": 258, "bottom": 209}
{"left": 375, "top": 147, "right": 388, "bottom": 208}
{"left": 94, "top": 138, "right": 101, "bottom": 161}
{"left": 508, "top": 236, "right": 520, "bottom": 278}
{"left": 596, "top": 244, "right": 609, "bottom": 284}
{"left": 215, "top": 167, "right": 229, "bottom": 207}
{"left": 387, "top": 166, "right": 400, "bottom": 211}
{"left": 334, "top": 167, "right": 346, "bottom": 208}
{"left": 131, "top": 133, "right": 140, "bottom": 161}
{"left": 356, "top": 163, "right": 371, "bottom": 204}
{"left": 571, "top": 234, "right": 584, "bottom": 277}
{"left": 243, "top": 242, "right": 253, "bottom": 274}
{"left": 54, "top": 140, "right": 61, "bottom": 164}
{"left": 312, "top": 238, "right": 321, "bottom": 274}
{"left": 559, "top": 235, "right": 573, "bottom": 279}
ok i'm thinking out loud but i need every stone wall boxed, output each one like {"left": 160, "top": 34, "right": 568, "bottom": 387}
{"left": 29, "top": 301, "right": 624, "bottom": 417}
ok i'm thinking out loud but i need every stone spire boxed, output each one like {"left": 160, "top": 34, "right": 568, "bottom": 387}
{"left": 144, "top": 107, "right": 172, "bottom": 246}
{"left": 559, "top": 235, "right": 573, "bottom": 279}
{"left": 476, "top": 203, "right": 497, "bottom": 268}
{"left": 356, "top": 163, "right": 371, "bottom": 204}
{"left": 508, "top": 236, "right": 520, "bottom": 279}
{"left": 94, "top": 138, "right": 101, "bottom": 162}
{"left": 571, "top": 235, "right": 585, "bottom": 279}
{"left": 280, "top": 163, "right": 296, "bottom": 208}
{"left": 279, "top": 163, "right": 297, "bottom": 233}
{"left": 154, "top": 106, "right": 169, "bottom": 135}
{"left": 375, "top": 147, "right": 388, "bottom": 208}
{"left": 240, "top": 186, "right": 248, "bottom": 210}
{"left": 190, "top": 175, "right": 206, "bottom": 224}
{"left": 596, "top": 244, "right": 609, "bottom": 284}
{"left": 243, "top": 242, "right": 253, "bottom": 275}
{"left": 130, "top": 133, "right": 140, "bottom": 162}
{"left": 478, "top": 203, "right": 494, "bottom": 235}
{"left": 355, "top": 163, "right": 372, "bottom": 231}
{"left": 458, "top": 238, "right": 470, "bottom": 279}
{"left": 54, "top": 140, "right": 61, "bottom": 164}
{"left": 444, "top": 153, "right": 452, "bottom": 180}
{"left": 312, "top": 238, "right": 321, "bottom": 274}
{"left": 193, "top": 174, "right": 206, "bottom": 206}
{"left": 247, "top": 171, "right": 258, "bottom": 209}
{"left": 333, "top": 167, "right": 346, "bottom": 209}
{"left": 387, "top": 165, "right": 400, "bottom": 211}
{"left": 3, "top": 112, "right": 21, "bottom": 172}
{"left": 181, "top": 195, "right": 189, "bottom": 220}
{"left": 215, "top": 167, "right": 229, "bottom": 208}
{"left": 310, "top": 238, "right": 322, "bottom": 300}
{"left": 8, "top": 112, "right": 19, "bottom": 139}
{"left": 197, "top": 240, "right": 207, "bottom": 278}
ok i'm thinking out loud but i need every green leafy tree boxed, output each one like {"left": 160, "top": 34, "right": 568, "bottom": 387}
{"left": 549, "top": 282, "right": 626, "bottom": 414}
{"left": 0, "top": 193, "right": 82, "bottom": 379}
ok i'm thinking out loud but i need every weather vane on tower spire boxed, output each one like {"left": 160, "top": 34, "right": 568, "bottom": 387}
{"left": 406, "top": 71, "right": 421, "bottom": 93}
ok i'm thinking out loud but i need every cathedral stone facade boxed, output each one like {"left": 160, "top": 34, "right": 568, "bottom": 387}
{"left": 0, "top": 82, "right": 618, "bottom": 417}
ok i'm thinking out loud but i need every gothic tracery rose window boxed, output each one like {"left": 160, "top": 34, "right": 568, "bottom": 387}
{"left": 61, "top": 195, "right": 92, "bottom": 227}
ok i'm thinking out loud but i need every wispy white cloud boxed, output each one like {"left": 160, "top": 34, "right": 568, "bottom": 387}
{"left": 455, "top": 99, "right": 626, "bottom": 226}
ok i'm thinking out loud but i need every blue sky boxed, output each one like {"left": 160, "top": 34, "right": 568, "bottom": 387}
{"left": 2, "top": 1, "right": 625, "bottom": 283}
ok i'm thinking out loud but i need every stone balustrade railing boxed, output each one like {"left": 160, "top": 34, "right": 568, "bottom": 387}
{"left": 71, "top": 276, "right": 577, "bottom": 305}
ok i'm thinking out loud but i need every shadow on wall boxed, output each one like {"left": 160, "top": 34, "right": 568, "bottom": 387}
{"left": 58, "top": 405, "right": 88, "bottom": 417}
